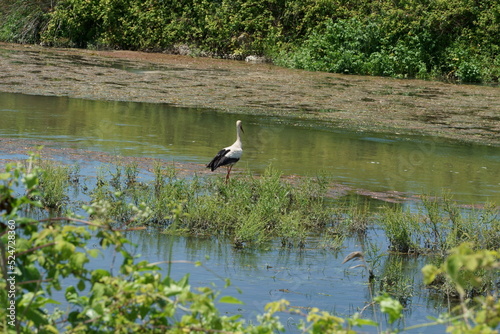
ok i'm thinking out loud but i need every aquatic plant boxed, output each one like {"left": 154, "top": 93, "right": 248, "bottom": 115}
{"left": 35, "top": 158, "right": 73, "bottom": 210}
{"left": 379, "top": 205, "right": 420, "bottom": 254}
{"left": 184, "top": 167, "right": 334, "bottom": 247}
{"left": 378, "top": 255, "right": 415, "bottom": 307}
{"left": 336, "top": 196, "right": 372, "bottom": 236}
{"left": 422, "top": 243, "right": 500, "bottom": 332}
{"left": 89, "top": 164, "right": 136, "bottom": 222}
{"left": 380, "top": 194, "right": 500, "bottom": 255}
{"left": 87, "top": 162, "right": 335, "bottom": 247}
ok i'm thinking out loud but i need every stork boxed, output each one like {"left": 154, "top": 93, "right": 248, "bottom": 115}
{"left": 206, "top": 120, "right": 244, "bottom": 181}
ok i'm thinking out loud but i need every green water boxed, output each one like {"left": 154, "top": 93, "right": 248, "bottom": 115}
{"left": 1, "top": 92, "right": 499, "bottom": 203}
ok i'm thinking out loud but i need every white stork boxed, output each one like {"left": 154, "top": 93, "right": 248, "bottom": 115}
{"left": 206, "top": 120, "right": 244, "bottom": 181}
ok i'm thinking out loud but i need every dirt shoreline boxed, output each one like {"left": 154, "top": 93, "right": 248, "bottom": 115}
{"left": 1, "top": 42, "right": 499, "bottom": 146}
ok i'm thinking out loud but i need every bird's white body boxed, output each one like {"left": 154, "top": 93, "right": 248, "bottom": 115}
{"left": 207, "top": 120, "right": 244, "bottom": 180}
{"left": 222, "top": 142, "right": 243, "bottom": 164}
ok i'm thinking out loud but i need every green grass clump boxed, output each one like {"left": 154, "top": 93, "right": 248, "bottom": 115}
{"left": 86, "top": 163, "right": 334, "bottom": 247}
{"left": 36, "top": 160, "right": 72, "bottom": 210}
{"left": 379, "top": 206, "right": 420, "bottom": 254}
{"left": 379, "top": 194, "right": 500, "bottom": 255}
{"left": 184, "top": 167, "right": 333, "bottom": 247}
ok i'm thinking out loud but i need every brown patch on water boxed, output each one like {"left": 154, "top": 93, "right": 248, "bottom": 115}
{"left": 1, "top": 42, "right": 499, "bottom": 146}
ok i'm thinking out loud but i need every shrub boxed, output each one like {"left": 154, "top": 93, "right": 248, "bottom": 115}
{"left": 0, "top": 0, "right": 51, "bottom": 44}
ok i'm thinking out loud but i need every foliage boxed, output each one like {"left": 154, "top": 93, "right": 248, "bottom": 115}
{"left": 422, "top": 243, "right": 500, "bottom": 333}
{"left": 0, "top": 156, "right": 288, "bottom": 333}
{"left": 274, "top": 0, "right": 500, "bottom": 82}
{"left": 0, "top": 0, "right": 52, "bottom": 44}
{"left": 1, "top": 0, "right": 499, "bottom": 82}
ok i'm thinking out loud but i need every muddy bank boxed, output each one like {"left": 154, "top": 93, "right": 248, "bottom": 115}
{"left": 1, "top": 42, "right": 499, "bottom": 146}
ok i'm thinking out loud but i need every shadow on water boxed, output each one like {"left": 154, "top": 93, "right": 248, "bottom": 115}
{"left": 1, "top": 92, "right": 499, "bottom": 203}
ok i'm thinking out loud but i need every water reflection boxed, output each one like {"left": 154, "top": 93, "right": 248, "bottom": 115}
{"left": 0, "top": 92, "right": 499, "bottom": 203}
{"left": 112, "top": 229, "right": 446, "bottom": 333}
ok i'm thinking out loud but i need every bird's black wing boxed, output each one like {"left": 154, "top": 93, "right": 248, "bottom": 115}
{"left": 206, "top": 149, "right": 230, "bottom": 171}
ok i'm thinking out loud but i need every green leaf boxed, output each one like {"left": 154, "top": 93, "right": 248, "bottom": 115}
{"left": 44, "top": 325, "right": 60, "bottom": 334}
{"left": 219, "top": 296, "right": 245, "bottom": 305}
{"left": 92, "top": 283, "right": 106, "bottom": 298}
{"left": 0, "top": 172, "right": 11, "bottom": 180}
{"left": 375, "top": 295, "right": 403, "bottom": 324}
{"left": 71, "top": 252, "right": 88, "bottom": 268}
{"left": 65, "top": 286, "right": 79, "bottom": 303}
{"left": 88, "top": 248, "right": 100, "bottom": 258}
{"left": 446, "top": 256, "right": 461, "bottom": 281}
{"left": 421, "top": 264, "right": 439, "bottom": 285}
{"left": 77, "top": 279, "right": 86, "bottom": 291}
{"left": 91, "top": 269, "right": 110, "bottom": 282}
{"left": 23, "top": 173, "right": 39, "bottom": 189}
{"left": 85, "top": 308, "right": 99, "bottom": 320}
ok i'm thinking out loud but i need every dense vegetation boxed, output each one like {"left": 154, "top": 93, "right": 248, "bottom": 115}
{"left": 1, "top": 0, "right": 499, "bottom": 83}
{"left": 1, "top": 154, "right": 500, "bottom": 333}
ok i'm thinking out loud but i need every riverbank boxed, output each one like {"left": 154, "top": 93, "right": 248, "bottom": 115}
{"left": 1, "top": 42, "right": 499, "bottom": 146}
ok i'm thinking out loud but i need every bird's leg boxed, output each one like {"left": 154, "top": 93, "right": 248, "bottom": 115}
{"left": 225, "top": 165, "right": 233, "bottom": 183}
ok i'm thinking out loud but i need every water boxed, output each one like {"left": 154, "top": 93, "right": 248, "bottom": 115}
{"left": 53, "top": 228, "right": 445, "bottom": 333}
{"left": 1, "top": 92, "right": 499, "bottom": 203}
{"left": 1, "top": 91, "right": 498, "bottom": 332}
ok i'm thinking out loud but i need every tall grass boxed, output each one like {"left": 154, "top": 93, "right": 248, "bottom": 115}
{"left": 184, "top": 167, "right": 334, "bottom": 247}
{"left": 36, "top": 159, "right": 72, "bottom": 210}
{"left": 379, "top": 194, "right": 500, "bottom": 255}
{"left": 85, "top": 163, "right": 335, "bottom": 247}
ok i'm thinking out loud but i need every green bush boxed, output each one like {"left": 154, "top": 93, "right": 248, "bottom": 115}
{"left": 0, "top": 0, "right": 51, "bottom": 43}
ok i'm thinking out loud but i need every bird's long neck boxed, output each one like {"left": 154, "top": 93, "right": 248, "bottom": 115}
{"left": 235, "top": 125, "right": 242, "bottom": 147}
